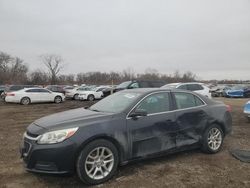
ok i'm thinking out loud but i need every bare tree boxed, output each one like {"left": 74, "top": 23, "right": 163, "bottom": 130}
{"left": 0, "top": 52, "right": 13, "bottom": 84}
{"left": 122, "top": 67, "right": 136, "bottom": 80}
{"left": 9, "top": 57, "right": 28, "bottom": 84}
{"left": 29, "top": 69, "right": 49, "bottom": 85}
{"left": 182, "top": 71, "right": 196, "bottom": 82}
{"left": 40, "top": 54, "right": 63, "bottom": 84}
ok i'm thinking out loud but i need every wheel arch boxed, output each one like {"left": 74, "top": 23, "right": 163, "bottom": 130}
{"left": 208, "top": 120, "right": 226, "bottom": 136}
{"left": 55, "top": 95, "right": 62, "bottom": 99}
{"left": 20, "top": 96, "right": 31, "bottom": 104}
{"left": 75, "top": 134, "right": 125, "bottom": 169}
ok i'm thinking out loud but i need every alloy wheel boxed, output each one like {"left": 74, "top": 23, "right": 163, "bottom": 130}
{"left": 207, "top": 128, "right": 222, "bottom": 151}
{"left": 84, "top": 147, "right": 114, "bottom": 180}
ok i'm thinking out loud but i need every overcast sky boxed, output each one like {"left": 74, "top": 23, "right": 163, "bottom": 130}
{"left": 0, "top": 0, "right": 250, "bottom": 80}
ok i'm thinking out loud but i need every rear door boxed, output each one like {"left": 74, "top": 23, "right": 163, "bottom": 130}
{"left": 172, "top": 92, "right": 208, "bottom": 148}
{"left": 38, "top": 89, "right": 54, "bottom": 102}
{"left": 25, "top": 89, "right": 41, "bottom": 102}
{"left": 127, "top": 92, "right": 177, "bottom": 158}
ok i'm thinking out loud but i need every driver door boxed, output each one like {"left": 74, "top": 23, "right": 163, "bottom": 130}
{"left": 126, "top": 92, "right": 177, "bottom": 158}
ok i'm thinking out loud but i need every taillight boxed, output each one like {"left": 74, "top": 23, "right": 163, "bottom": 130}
{"left": 6, "top": 93, "right": 15, "bottom": 96}
{"left": 226, "top": 105, "right": 232, "bottom": 112}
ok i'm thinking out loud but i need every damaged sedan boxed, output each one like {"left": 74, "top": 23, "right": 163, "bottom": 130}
{"left": 20, "top": 88, "right": 232, "bottom": 185}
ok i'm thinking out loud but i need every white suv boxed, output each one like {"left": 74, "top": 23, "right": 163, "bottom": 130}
{"left": 161, "top": 82, "right": 212, "bottom": 98}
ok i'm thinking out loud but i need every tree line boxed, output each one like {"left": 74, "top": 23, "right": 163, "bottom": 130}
{"left": 1, "top": 51, "right": 247, "bottom": 86}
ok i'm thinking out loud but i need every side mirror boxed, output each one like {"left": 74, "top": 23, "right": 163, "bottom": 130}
{"left": 129, "top": 109, "right": 147, "bottom": 119}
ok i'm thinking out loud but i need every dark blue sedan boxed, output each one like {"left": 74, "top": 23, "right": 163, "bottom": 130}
{"left": 20, "top": 88, "right": 232, "bottom": 185}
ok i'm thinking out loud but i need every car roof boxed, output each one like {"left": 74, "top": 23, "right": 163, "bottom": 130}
{"left": 120, "top": 88, "right": 182, "bottom": 94}
{"left": 22, "top": 87, "right": 47, "bottom": 91}
{"left": 119, "top": 88, "right": 211, "bottom": 103}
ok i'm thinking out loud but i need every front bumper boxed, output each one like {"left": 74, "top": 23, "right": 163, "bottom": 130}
{"left": 20, "top": 135, "right": 78, "bottom": 174}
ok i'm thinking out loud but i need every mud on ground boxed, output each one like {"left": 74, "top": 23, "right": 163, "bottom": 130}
{"left": 0, "top": 98, "right": 250, "bottom": 188}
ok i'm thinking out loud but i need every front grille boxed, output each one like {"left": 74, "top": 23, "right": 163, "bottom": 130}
{"left": 21, "top": 141, "right": 32, "bottom": 158}
{"left": 23, "top": 142, "right": 31, "bottom": 154}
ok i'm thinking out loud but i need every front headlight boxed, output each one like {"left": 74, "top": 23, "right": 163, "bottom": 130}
{"left": 37, "top": 127, "right": 78, "bottom": 144}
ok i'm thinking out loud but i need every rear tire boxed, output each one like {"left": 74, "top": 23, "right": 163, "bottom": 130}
{"left": 54, "top": 96, "right": 62, "bottom": 103}
{"left": 201, "top": 124, "right": 224, "bottom": 154}
{"left": 87, "top": 94, "right": 95, "bottom": 101}
{"left": 20, "top": 97, "right": 30, "bottom": 105}
{"left": 76, "top": 139, "right": 119, "bottom": 185}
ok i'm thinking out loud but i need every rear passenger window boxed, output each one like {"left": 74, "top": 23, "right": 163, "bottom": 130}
{"left": 39, "top": 89, "right": 50, "bottom": 93}
{"left": 187, "top": 84, "right": 203, "bottom": 91}
{"left": 174, "top": 92, "right": 204, "bottom": 109}
{"left": 26, "top": 89, "right": 39, "bottom": 93}
{"left": 195, "top": 96, "right": 205, "bottom": 106}
{"left": 178, "top": 85, "right": 188, "bottom": 90}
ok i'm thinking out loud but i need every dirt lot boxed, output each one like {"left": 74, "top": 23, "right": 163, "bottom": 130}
{"left": 0, "top": 98, "right": 250, "bottom": 188}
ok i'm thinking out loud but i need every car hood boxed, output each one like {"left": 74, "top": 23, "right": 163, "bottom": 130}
{"left": 227, "top": 89, "right": 243, "bottom": 93}
{"left": 30, "top": 108, "right": 113, "bottom": 132}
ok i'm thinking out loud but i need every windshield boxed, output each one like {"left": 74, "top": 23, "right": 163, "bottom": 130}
{"left": 89, "top": 92, "right": 142, "bottom": 113}
{"left": 116, "top": 81, "right": 132, "bottom": 89}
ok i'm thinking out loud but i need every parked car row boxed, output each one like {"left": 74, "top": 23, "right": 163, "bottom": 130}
{"left": 2, "top": 81, "right": 249, "bottom": 105}
{"left": 210, "top": 84, "right": 250, "bottom": 98}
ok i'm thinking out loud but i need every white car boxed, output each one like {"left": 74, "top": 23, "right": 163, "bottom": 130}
{"left": 78, "top": 87, "right": 104, "bottom": 101}
{"left": 5, "top": 88, "right": 65, "bottom": 105}
{"left": 65, "top": 86, "right": 93, "bottom": 100}
{"left": 161, "top": 82, "right": 212, "bottom": 98}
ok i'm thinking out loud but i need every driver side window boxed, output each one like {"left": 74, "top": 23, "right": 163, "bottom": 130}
{"left": 135, "top": 93, "right": 170, "bottom": 114}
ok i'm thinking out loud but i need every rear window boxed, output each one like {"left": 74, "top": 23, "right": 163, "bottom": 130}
{"left": 187, "top": 84, "right": 203, "bottom": 91}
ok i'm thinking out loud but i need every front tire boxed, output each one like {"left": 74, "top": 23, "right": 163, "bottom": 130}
{"left": 76, "top": 139, "right": 119, "bottom": 185}
{"left": 201, "top": 124, "right": 224, "bottom": 154}
{"left": 74, "top": 94, "right": 79, "bottom": 100}
{"left": 20, "top": 97, "right": 30, "bottom": 105}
